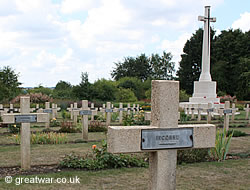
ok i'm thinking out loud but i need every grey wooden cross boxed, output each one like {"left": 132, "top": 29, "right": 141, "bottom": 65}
{"left": 2, "top": 96, "right": 49, "bottom": 170}
{"left": 108, "top": 81, "right": 215, "bottom": 190}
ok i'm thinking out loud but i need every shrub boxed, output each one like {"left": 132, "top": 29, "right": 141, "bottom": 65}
{"left": 115, "top": 88, "right": 137, "bottom": 102}
{"left": 219, "top": 95, "right": 237, "bottom": 103}
{"left": 61, "top": 110, "right": 71, "bottom": 120}
{"left": 122, "top": 113, "right": 134, "bottom": 126}
{"left": 11, "top": 132, "right": 68, "bottom": 144}
{"left": 227, "top": 129, "right": 247, "bottom": 137}
{"left": 180, "top": 111, "right": 191, "bottom": 123}
{"left": 133, "top": 110, "right": 149, "bottom": 125}
{"left": 177, "top": 148, "right": 210, "bottom": 164}
{"left": 58, "top": 121, "right": 81, "bottom": 133}
{"left": 88, "top": 121, "right": 107, "bottom": 132}
{"left": 236, "top": 104, "right": 244, "bottom": 111}
{"left": 179, "top": 90, "right": 190, "bottom": 102}
{"left": 209, "top": 129, "right": 234, "bottom": 161}
{"left": 11, "top": 93, "right": 53, "bottom": 104}
{"left": 111, "top": 112, "right": 119, "bottom": 122}
{"left": 8, "top": 124, "right": 20, "bottom": 134}
{"left": 59, "top": 140, "right": 147, "bottom": 170}
{"left": 50, "top": 118, "right": 60, "bottom": 127}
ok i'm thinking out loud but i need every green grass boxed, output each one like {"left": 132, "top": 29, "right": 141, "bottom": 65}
{"left": 0, "top": 159, "right": 249, "bottom": 190}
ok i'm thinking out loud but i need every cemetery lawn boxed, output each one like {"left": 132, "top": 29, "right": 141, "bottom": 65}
{"left": 0, "top": 158, "right": 249, "bottom": 190}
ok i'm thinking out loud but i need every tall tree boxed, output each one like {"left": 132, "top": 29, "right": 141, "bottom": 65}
{"left": 212, "top": 29, "right": 249, "bottom": 97}
{"left": 111, "top": 54, "right": 151, "bottom": 81}
{"left": 53, "top": 80, "right": 72, "bottom": 99}
{"left": 150, "top": 51, "right": 175, "bottom": 80}
{"left": 0, "top": 66, "right": 21, "bottom": 102}
{"left": 72, "top": 72, "right": 92, "bottom": 100}
{"left": 111, "top": 52, "right": 175, "bottom": 81}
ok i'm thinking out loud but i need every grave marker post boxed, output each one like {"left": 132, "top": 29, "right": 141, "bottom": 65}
{"left": 106, "top": 102, "right": 112, "bottom": 127}
{"left": 197, "top": 104, "right": 202, "bottom": 121}
{"left": 244, "top": 104, "right": 249, "bottom": 120}
{"left": 20, "top": 97, "right": 31, "bottom": 170}
{"left": 224, "top": 101, "right": 231, "bottom": 131}
{"left": 119, "top": 103, "right": 123, "bottom": 124}
{"left": 81, "top": 100, "right": 89, "bottom": 141}
{"left": 2, "top": 96, "right": 49, "bottom": 170}
{"left": 107, "top": 81, "right": 216, "bottom": 190}
{"left": 191, "top": 104, "right": 195, "bottom": 120}
{"left": 127, "top": 103, "right": 131, "bottom": 115}
{"left": 91, "top": 103, "right": 95, "bottom": 121}
{"left": 206, "top": 103, "right": 213, "bottom": 124}
{"left": 73, "top": 102, "right": 79, "bottom": 125}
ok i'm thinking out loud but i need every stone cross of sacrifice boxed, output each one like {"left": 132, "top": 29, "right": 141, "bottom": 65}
{"left": 198, "top": 6, "right": 216, "bottom": 82}
{"left": 2, "top": 96, "right": 49, "bottom": 170}
{"left": 108, "top": 81, "right": 216, "bottom": 190}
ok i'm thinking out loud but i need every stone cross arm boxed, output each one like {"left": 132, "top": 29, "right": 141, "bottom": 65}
{"left": 198, "top": 16, "right": 216, "bottom": 22}
{"left": 3, "top": 113, "right": 49, "bottom": 124}
{"left": 108, "top": 124, "right": 215, "bottom": 154}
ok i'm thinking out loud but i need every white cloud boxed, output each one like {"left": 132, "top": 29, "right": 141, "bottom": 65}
{"left": 160, "top": 33, "right": 192, "bottom": 70}
{"left": 232, "top": 12, "right": 250, "bottom": 32}
{"left": 61, "top": 0, "right": 99, "bottom": 14}
{"left": 0, "top": 0, "right": 243, "bottom": 87}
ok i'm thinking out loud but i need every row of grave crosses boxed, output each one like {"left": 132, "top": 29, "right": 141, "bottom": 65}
{"left": 182, "top": 102, "right": 250, "bottom": 130}
{"left": 0, "top": 102, "right": 60, "bottom": 128}
{"left": 66, "top": 102, "right": 141, "bottom": 125}
{"left": 0, "top": 97, "right": 141, "bottom": 171}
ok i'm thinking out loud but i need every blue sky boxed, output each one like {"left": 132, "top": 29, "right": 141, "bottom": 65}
{"left": 0, "top": 0, "right": 249, "bottom": 87}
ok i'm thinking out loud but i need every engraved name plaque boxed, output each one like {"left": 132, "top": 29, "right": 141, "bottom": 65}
{"left": 43, "top": 109, "right": 52, "bottom": 113}
{"left": 15, "top": 115, "right": 37, "bottom": 123}
{"left": 141, "top": 128, "right": 193, "bottom": 150}
{"left": 105, "top": 109, "right": 113, "bottom": 113}
{"left": 79, "top": 110, "right": 92, "bottom": 115}
{"left": 223, "top": 109, "right": 232, "bottom": 114}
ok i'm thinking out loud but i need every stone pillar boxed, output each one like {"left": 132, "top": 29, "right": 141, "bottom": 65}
{"left": 106, "top": 102, "right": 111, "bottom": 127}
{"left": 136, "top": 104, "right": 140, "bottom": 114}
{"left": 186, "top": 105, "right": 190, "bottom": 117}
{"left": 119, "top": 103, "right": 123, "bottom": 124}
{"left": 20, "top": 96, "right": 31, "bottom": 170}
{"left": 52, "top": 103, "right": 56, "bottom": 119}
{"left": 91, "top": 103, "right": 95, "bottom": 121}
{"left": 102, "top": 104, "right": 106, "bottom": 118}
{"left": 224, "top": 101, "right": 230, "bottom": 131}
{"left": 207, "top": 103, "right": 212, "bottom": 124}
{"left": 82, "top": 100, "right": 88, "bottom": 141}
{"left": 191, "top": 104, "right": 195, "bottom": 120}
{"left": 197, "top": 104, "right": 201, "bottom": 121}
{"left": 133, "top": 104, "right": 136, "bottom": 115}
{"left": 70, "top": 104, "right": 73, "bottom": 120}
{"left": 127, "top": 103, "right": 131, "bottom": 115}
{"left": 45, "top": 102, "right": 50, "bottom": 128}
{"left": 245, "top": 104, "right": 249, "bottom": 120}
{"left": 73, "top": 103, "right": 78, "bottom": 125}
{"left": 10, "top": 104, "right": 14, "bottom": 113}
{"left": 231, "top": 103, "right": 235, "bottom": 122}
{"left": 149, "top": 80, "right": 179, "bottom": 190}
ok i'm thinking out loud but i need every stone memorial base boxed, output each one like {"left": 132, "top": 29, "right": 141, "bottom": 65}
{"left": 189, "top": 81, "right": 220, "bottom": 104}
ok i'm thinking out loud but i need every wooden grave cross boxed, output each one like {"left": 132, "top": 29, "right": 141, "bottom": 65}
{"left": 244, "top": 104, "right": 249, "bottom": 120}
{"left": 221, "top": 101, "right": 233, "bottom": 131}
{"left": 105, "top": 102, "right": 113, "bottom": 127}
{"left": 66, "top": 104, "right": 74, "bottom": 120}
{"left": 79, "top": 100, "right": 91, "bottom": 141}
{"left": 107, "top": 81, "right": 215, "bottom": 190}
{"left": 2, "top": 96, "right": 49, "bottom": 170}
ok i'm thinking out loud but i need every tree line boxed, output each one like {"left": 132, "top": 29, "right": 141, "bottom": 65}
{"left": 0, "top": 28, "right": 249, "bottom": 103}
